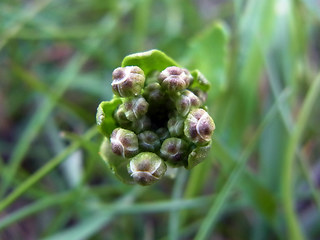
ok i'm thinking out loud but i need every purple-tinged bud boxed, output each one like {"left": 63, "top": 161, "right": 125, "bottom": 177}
{"left": 112, "top": 66, "right": 145, "bottom": 97}
{"left": 143, "top": 82, "right": 166, "bottom": 105}
{"left": 167, "top": 115, "right": 184, "bottom": 137}
{"left": 184, "top": 108, "right": 215, "bottom": 145}
{"left": 128, "top": 152, "right": 167, "bottom": 186}
{"left": 138, "top": 131, "right": 161, "bottom": 152}
{"left": 175, "top": 90, "right": 201, "bottom": 116}
{"left": 131, "top": 115, "right": 151, "bottom": 133}
{"left": 193, "top": 89, "right": 208, "bottom": 104}
{"left": 158, "top": 66, "right": 191, "bottom": 92}
{"left": 156, "top": 127, "right": 170, "bottom": 142}
{"left": 160, "top": 138, "right": 188, "bottom": 167}
{"left": 110, "top": 128, "right": 139, "bottom": 158}
{"left": 114, "top": 104, "right": 131, "bottom": 127}
{"left": 124, "top": 96, "right": 149, "bottom": 121}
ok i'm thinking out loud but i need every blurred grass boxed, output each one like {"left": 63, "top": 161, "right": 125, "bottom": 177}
{"left": 1, "top": 0, "right": 320, "bottom": 239}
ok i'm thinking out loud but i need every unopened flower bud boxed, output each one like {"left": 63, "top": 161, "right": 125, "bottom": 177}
{"left": 112, "top": 66, "right": 145, "bottom": 97}
{"left": 138, "top": 131, "right": 161, "bottom": 152}
{"left": 193, "top": 89, "right": 208, "bottom": 104}
{"left": 156, "top": 127, "right": 170, "bottom": 142}
{"left": 114, "top": 104, "right": 131, "bottom": 127}
{"left": 160, "top": 138, "right": 188, "bottom": 166}
{"left": 167, "top": 115, "right": 184, "bottom": 137}
{"left": 196, "top": 72, "right": 210, "bottom": 91}
{"left": 124, "top": 96, "right": 149, "bottom": 121}
{"left": 187, "top": 142, "right": 211, "bottom": 169}
{"left": 175, "top": 90, "right": 201, "bottom": 116}
{"left": 131, "top": 115, "right": 151, "bottom": 133}
{"left": 143, "top": 82, "right": 166, "bottom": 105}
{"left": 110, "top": 128, "right": 139, "bottom": 158}
{"left": 128, "top": 152, "right": 167, "bottom": 185}
{"left": 184, "top": 108, "right": 215, "bottom": 145}
{"left": 158, "top": 66, "right": 191, "bottom": 92}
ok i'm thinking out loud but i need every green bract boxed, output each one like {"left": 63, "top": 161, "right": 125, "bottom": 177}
{"left": 96, "top": 49, "right": 215, "bottom": 185}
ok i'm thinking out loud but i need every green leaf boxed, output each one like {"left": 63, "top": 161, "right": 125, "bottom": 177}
{"left": 99, "top": 138, "right": 134, "bottom": 184}
{"left": 96, "top": 98, "right": 122, "bottom": 137}
{"left": 186, "top": 143, "right": 211, "bottom": 169}
{"left": 212, "top": 138, "right": 277, "bottom": 221}
{"left": 187, "top": 21, "right": 229, "bottom": 95}
{"left": 121, "top": 49, "right": 179, "bottom": 76}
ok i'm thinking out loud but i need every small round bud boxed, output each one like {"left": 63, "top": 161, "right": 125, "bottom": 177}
{"left": 158, "top": 66, "right": 191, "bottom": 92}
{"left": 184, "top": 108, "right": 215, "bottom": 145}
{"left": 167, "top": 115, "right": 184, "bottom": 137}
{"left": 110, "top": 128, "right": 139, "bottom": 158}
{"left": 128, "top": 152, "right": 167, "bottom": 186}
{"left": 112, "top": 66, "right": 145, "bottom": 97}
{"left": 114, "top": 104, "right": 131, "bottom": 127}
{"left": 124, "top": 96, "right": 149, "bottom": 121}
{"left": 160, "top": 138, "right": 188, "bottom": 166}
{"left": 196, "top": 72, "right": 210, "bottom": 91}
{"left": 131, "top": 115, "right": 151, "bottom": 133}
{"left": 175, "top": 90, "right": 201, "bottom": 116}
{"left": 143, "top": 82, "right": 166, "bottom": 105}
{"left": 189, "top": 71, "right": 210, "bottom": 92}
{"left": 193, "top": 89, "right": 208, "bottom": 104}
{"left": 187, "top": 142, "right": 211, "bottom": 169}
{"left": 138, "top": 131, "right": 161, "bottom": 152}
{"left": 156, "top": 127, "right": 170, "bottom": 142}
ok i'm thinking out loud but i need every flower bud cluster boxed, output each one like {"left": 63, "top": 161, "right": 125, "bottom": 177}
{"left": 98, "top": 64, "right": 215, "bottom": 186}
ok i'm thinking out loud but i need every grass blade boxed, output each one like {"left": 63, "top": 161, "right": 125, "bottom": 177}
{"left": 1, "top": 54, "right": 87, "bottom": 196}
{"left": 0, "top": 0, "right": 52, "bottom": 51}
{"left": 169, "top": 169, "right": 188, "bottom": 240}
{"left": 0, "top": 192, "right": 72, "bottom": 230}
{"left": 281, "top": 73, "right": 320, "bottom": 240}
{"left": 0, "top": 126, "right": 98, "bottom": 212}
{"left": 194, "top": 89, "right": 291, "bottom": 240}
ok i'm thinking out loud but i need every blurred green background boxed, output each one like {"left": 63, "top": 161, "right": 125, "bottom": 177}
{"left": 0, "top": 0, "right": 320, "bottom": 239}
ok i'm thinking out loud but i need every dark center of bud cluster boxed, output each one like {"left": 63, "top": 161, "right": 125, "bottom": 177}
{"left": 108, "top": 65, "right": 215, "bottom": 185}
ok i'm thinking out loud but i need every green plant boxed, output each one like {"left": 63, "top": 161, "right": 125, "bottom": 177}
{"left": 96, "top": 50, "right": 215, "bottom": 185}
{"left": 1, "top": 1, "right": 320, "bottom": 239}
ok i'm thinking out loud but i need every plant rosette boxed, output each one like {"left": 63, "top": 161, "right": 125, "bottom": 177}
{"left": 96, "top": 49, "right": 215, "bottom": 186}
